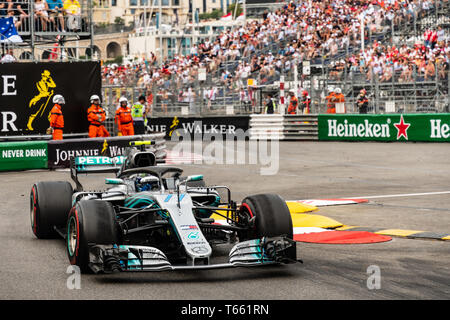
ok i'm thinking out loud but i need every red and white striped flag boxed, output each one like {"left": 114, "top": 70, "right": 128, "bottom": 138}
{"left": 236, "top": 12, "right": 245, "bottom": 21}
{"left": 221, "top": 13, "right": 232, "bottom": 21}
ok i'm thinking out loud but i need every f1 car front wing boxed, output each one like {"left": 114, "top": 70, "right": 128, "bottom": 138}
{"left": 87, "top": 236, "right": 297, "bottom": 273}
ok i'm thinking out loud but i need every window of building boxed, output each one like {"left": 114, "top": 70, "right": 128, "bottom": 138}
{"left": 129, "top": 0, "right": 138, "bottom": 6}
{"left": 111, "top": 0, "right": 117, "bottom": 6}
{"left": 172, "top": 0, "right": 179, "bottom": 5}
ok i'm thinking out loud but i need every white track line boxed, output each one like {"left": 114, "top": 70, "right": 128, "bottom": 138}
{"left": 349, "top": 191, "right": 450, "bottom": 200}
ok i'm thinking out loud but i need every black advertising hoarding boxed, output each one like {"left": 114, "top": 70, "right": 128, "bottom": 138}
{"left": 0, "top": 62, "right": 101, "bottom": 136}
{"left": 47, "top": 135, "right": 167, "bottom": 169}
{"left": 48, "top": 136, "right": 136, "bottom": 169}
{"left": 146, "top": 116, "right": 250, "bottom": 139}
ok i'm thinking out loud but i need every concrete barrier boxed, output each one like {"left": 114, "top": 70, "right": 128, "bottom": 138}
{"left": 0, "top": 133, "right": 167, "bottom": 172}
{"left": 0, "top": 141, "right": 48, "bottom": 171}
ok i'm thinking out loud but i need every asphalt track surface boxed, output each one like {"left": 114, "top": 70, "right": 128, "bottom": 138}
{"left": 1, "top": 141, "right": 449, "bottom": 299}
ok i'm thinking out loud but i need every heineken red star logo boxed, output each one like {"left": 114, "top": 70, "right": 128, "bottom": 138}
{"left": 394, "top": 115, "right": 411, "bottom": 140}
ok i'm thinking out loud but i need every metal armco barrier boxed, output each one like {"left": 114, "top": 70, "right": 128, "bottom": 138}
{"left": 0, "top": 141, "right": 48, "bottom": 171}
{"left": 0, "top": 133, "right": 166, "bottom": 172}
{"left": 249, "top": 115, "right": 284, "bottom": 140}
{"left": 249, "top": 114, "right": 319, "bottom": 141}
{"left": 318, "top": 114, "right": 450, "bottom": 142}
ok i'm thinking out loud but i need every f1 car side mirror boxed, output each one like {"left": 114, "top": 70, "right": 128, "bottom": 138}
{"left": 105, "top": 178, "right": 125, "bottom": 185}
{"left": 186, "top": 175, "right": 203, "bottom": 182}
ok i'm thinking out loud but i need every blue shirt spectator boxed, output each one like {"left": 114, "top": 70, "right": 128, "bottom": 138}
{"left": 47, "top": 0, "right": 63, "bottom": 11}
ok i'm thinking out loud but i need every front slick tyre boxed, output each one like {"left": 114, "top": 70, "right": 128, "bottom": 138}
{"left": 240, "top": 193, "right": 295, "bottom": 260}
{"left": 67, "top": 200, "right": 119, "bottom": 274}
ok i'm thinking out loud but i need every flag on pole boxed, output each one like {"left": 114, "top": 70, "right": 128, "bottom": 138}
{"left": 236, "top": 12, "right": 245, "bottom": 22}
{"left": 220, "top": 13, "right": 232, "bottom": 21}
{"left": 0, "top": 17, "right": 22, "bottom": 43}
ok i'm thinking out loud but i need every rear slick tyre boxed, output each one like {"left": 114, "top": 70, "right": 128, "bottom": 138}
{"left": 30, "top": 181, "right": 73, "bottom": 239}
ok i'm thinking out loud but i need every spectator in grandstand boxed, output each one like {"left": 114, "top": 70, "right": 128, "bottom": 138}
{"left": 1, "top": 49, "right": 16, "bottom": 62}
{"left": 380, "top": 63, "right": 393, "bottom": 82}
{"left": 356, "top": 89, "right": 369, "bottom": 114}
{"left": 239, "top": 87, "right": 250, "bottom": 112}
{"left": 9, "top": 0, "right": 29, "bottom": 29}
{"left": 206, "top": 86, "right": 217, "bottom": 110}
{"left": 0, "top": 1, "right": 7, "bottom": 17}
{"left": 146, "top": 91, "right": 153, "bottom": 116}
{"left": 438, "top": 55, "right": 449, "bottom": 80}
{"left": 159, "top": 88, "right": 168, "bottom": 115}
{"left": 6, "top": 9, "right": 21, "bottom": 29}
{"left": 47, "top": 0, "right": 65, "bottom": 31}
{"left": 424, "top": 59, "right": 436, "bottom": 81}
{"left": 437, "top": 26, "right": 446, "bottom": 45}
{"left": 63, "top": 0, "right": 81, "bottom": 31}
{"left": 399, "top": 63, "right": 413, "bottom": 82}
{"left": 34, "top": 0, "right": 49, "bottom": 31}
{"left": 186, "top": 86, "right": 196, "bottom": 114}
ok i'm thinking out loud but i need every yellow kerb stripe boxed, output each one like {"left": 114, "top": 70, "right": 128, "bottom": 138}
{"left": 375, "top": 229, "right": 423, "bottom": 237}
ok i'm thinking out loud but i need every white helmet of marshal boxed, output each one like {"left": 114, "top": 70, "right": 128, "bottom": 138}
{"left": 119, "top": 96, "right": 128, "bottom": 104}
{"left": 90, "top": 94, "right": 101, "bottom": 103}
{"left": 53, "top": 94, "right": 65, "bottom": 104}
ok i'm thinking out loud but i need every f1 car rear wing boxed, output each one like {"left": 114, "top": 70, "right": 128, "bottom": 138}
{"left": 70, "top": 156, "right": 125, "bottom": 191}
{"left": 70, "top": 140, "right": 155, "bottom": 191}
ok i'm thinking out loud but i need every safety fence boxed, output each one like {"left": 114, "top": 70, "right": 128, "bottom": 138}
{"left": 0, "top": 133, "right": 166, "bottom": 171}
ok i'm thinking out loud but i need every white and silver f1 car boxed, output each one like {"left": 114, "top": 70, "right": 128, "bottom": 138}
{"left": 30, "top": 141, "right": 297, "bottom": 273}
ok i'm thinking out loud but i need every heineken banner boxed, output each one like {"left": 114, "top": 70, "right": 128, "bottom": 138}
{"left": 147, "top": 116, "right": 250, "bottom": 139}
{"left": 0, "top": 141, "right": 48, "bottom": 171}
{"left": 0, "top": 62, "right": 101, "bottom": 136}
{"left": 318, "top": 114, "right": 450, "bottom": 142}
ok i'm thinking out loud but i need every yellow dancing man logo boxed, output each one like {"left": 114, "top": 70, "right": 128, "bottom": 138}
{"left": 27, "top": 70, "right": 57, "bottom": 130}
{"left": 169, "top": 116, "right": 180, "bottom": 137}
